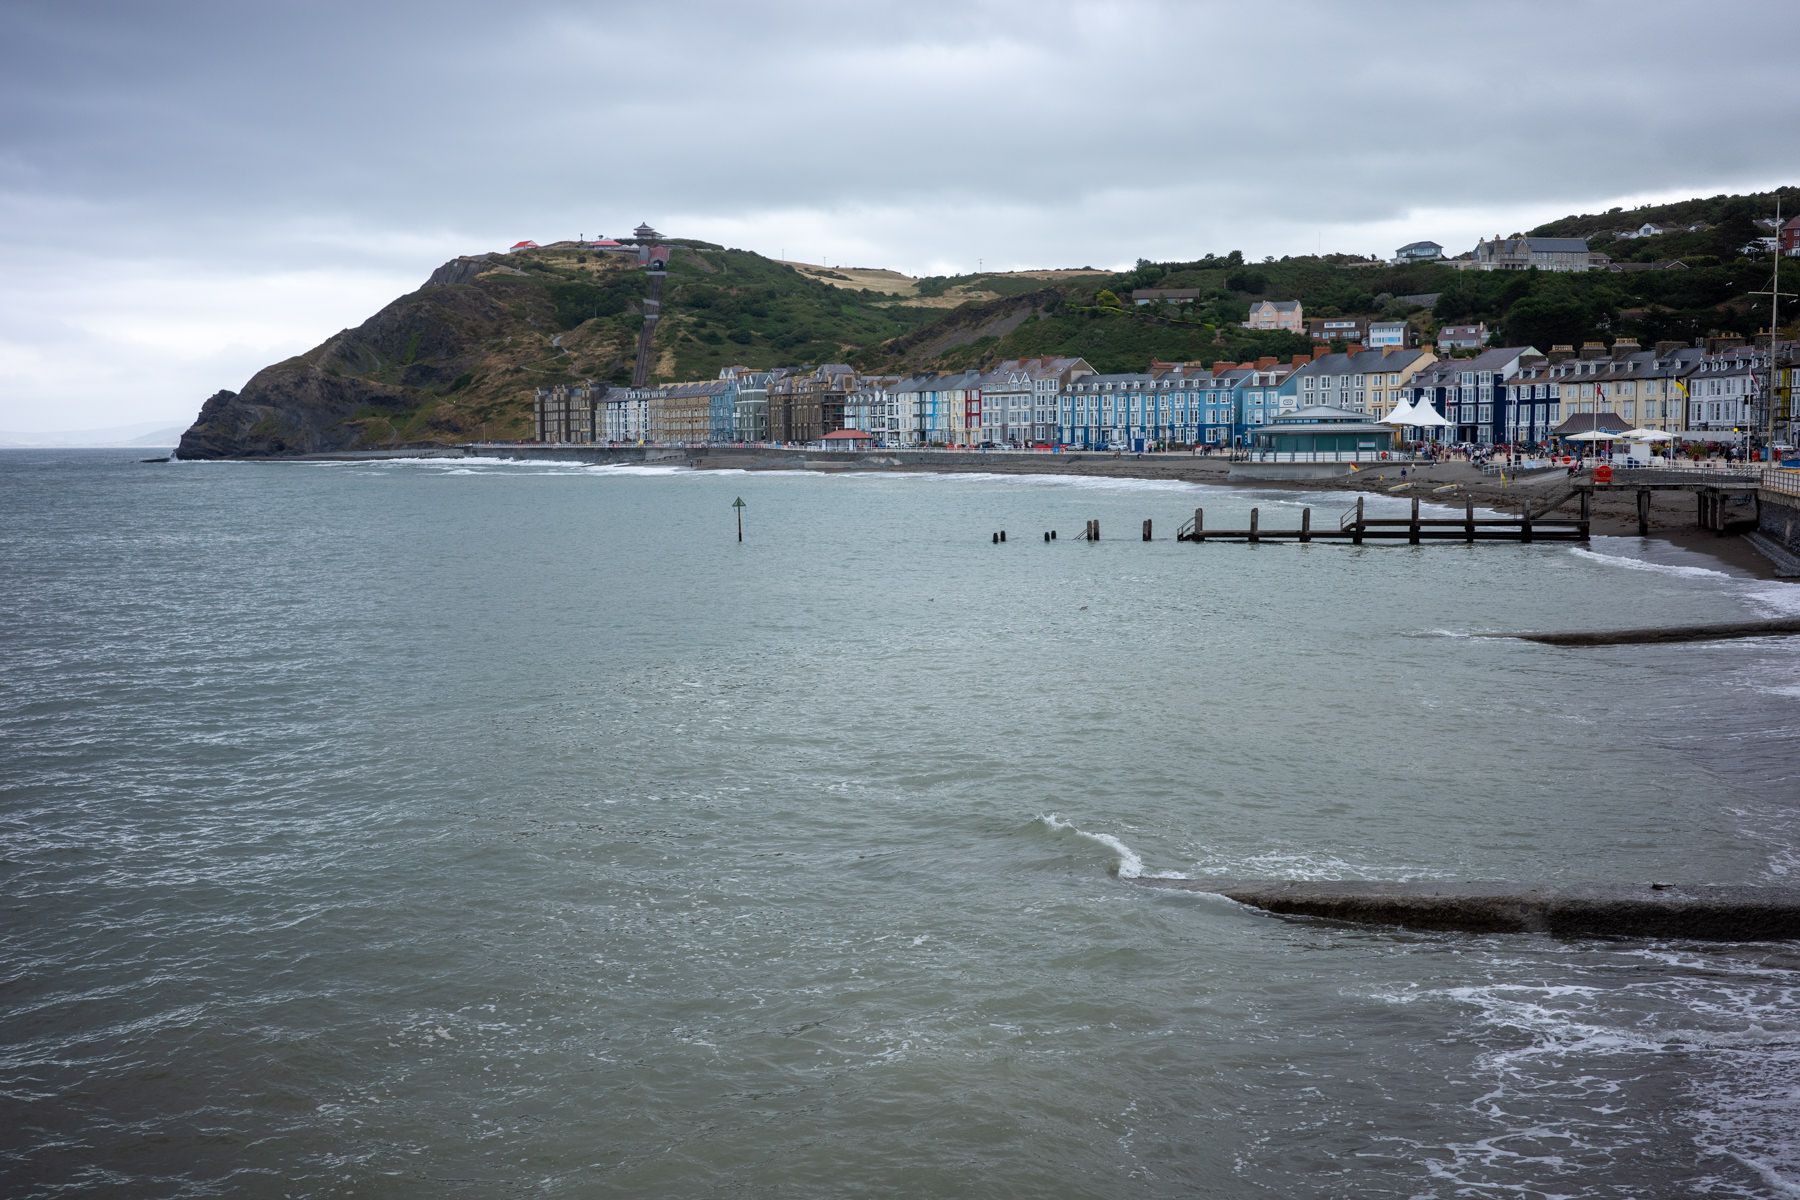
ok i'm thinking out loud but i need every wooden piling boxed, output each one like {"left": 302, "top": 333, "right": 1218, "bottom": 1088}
{"left": 1249, "top": 508, "right": 1260, "bottom": 544}
{"left": 1636, "top": 488, "right": 1650, "bottom": 538}
{"left": 1300, "top": 508, "right": 1312, "bottom": 543}
{"left": 1194, "top": 507, "right": 1204, "bottom": 541}
{"left": 992, "top": 532, "right": 999, "bottom": 544}
{"left": 1142, "top": 518, "right": 1152, "bottom": 542}
{"left": 1353, "top": 496, "right": 1364, "bottom": 545}
{"left": 1000, "top": 530, "right": 1006, "bottom": 542}
{"left": 1409, "top": 497, "right": 1421, "bottom": 545}
{"left": 1464, "top": 497, "right": 1475, "bottom": 543}
{"left": 1521, "top": 502, "right": 1533, "bottom": 544}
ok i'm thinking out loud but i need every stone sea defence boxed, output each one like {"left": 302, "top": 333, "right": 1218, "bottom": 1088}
{"left": 1503, "top": 617, "right": 1800, "bottom": 644}
{"left": 1133, "top": 878, "right": 1800, "bottom": 940}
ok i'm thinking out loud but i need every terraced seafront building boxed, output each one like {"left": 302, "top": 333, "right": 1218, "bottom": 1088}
{"left": 534, "top": 382, "right": 603, "bottom": 443}
{"left": 768, "top": 364, "right": 857, "bottom": 443}
{"left": 1404, "top": 347, "right": 1545, "bottom": 445}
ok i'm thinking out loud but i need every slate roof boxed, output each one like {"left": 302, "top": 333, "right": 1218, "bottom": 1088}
{"left": 1292, "top": 348, "right": 1430, "bottom": 377}
{"left": 1410, "top": 348, "right": 1536, "bottom": 386}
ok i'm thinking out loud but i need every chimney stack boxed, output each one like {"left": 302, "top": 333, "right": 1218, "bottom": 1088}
{"left": 1611, "top": 338, "right": 1641, "bottom": 359}
{"left": 1653, "top": 340, "right": 1686, "bottom": 357}
{"left": 1579, "top": 341, "right": 1608, "bottom": 361}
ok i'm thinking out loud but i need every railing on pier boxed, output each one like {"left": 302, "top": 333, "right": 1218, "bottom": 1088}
{"left": 1603, "top": 467, "right": 1765, "bottom": 488}
{"left": 1759, "top": 467, "right": 1800, "bottom": 500}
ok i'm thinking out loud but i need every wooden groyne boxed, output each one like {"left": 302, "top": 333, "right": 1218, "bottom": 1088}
{"left": 1175, "top": 495, "right": 1588, "bottom": 544}
{"left": 1133, "top": 878, "right": 1800, "bottom": 940}
{"left": 1505, "top": 617, "right": 1800, "bottom": 646}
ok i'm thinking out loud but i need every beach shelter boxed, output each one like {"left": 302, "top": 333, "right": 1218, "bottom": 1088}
{"left": 1564, "top": 430, "right": 1621, "bottom": 442}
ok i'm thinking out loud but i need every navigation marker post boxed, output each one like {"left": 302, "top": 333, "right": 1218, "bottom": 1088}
{"left": 732, "top": 496, "right": 746, "bottom": 542}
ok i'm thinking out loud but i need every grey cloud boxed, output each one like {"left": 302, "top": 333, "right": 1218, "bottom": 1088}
{"left": 0, "top": 0, "right": 1794, "bottom": 429}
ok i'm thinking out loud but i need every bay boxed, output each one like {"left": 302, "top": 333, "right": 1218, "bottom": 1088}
{"left": 2, "top": 449, "right": 1798, "bottom": 1197}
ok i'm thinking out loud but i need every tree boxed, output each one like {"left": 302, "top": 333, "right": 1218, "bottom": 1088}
{"left": 1095, "top": 288, "right": 1123, "bottom": 310}
{"left": 1503, "top": 293, "right": 1591, "bottom": 349}
{"left": 1225, "top": 268, "right": 1267, "bottom": 294}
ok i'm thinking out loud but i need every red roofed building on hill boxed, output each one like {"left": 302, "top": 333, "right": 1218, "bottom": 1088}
{"left": 509, "top": 240, "right": 539, "bottom": 252}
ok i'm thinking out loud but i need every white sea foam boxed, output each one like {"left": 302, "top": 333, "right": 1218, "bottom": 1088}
{"left": 1568, "top": 547, "right": 1732, "bottom": 579}
{"left": 1746, "top": 583, "right": 1800, "bottom": 618}
{"left": 881, "top": 470, "right": 1213, "bottom": 495}
{"left": 578, "top": 463, "right": 692, "bottom": 476}
{"left": 1036, "top": 813, "right": 1185, "bottom": 879}
{"left": 1397, "top": 954, "right": 1800, "bottom": 1197}
{"left": 382, "top": 455, "right": 565, "bottom": 467}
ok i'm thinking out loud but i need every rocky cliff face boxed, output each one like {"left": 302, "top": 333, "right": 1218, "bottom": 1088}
{"left": 177, "top": 261, "right": 566, "bottom": 458}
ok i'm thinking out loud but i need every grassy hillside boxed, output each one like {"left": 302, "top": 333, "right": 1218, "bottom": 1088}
{"left": 1528, "top": 187, "right": 1797, "bottom": 241}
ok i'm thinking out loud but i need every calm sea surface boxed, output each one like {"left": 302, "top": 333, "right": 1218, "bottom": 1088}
{"left": 3, "top": 448, "right": 1799, "bottom": 1198}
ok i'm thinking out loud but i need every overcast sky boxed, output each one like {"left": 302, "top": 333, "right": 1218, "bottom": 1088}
{"left": 2, "top": 0, "right": 1794, "bottom": 435}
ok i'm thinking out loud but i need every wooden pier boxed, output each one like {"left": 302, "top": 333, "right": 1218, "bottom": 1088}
{"left": 1174, "top": 495, "right": 1589, "bottom": 544}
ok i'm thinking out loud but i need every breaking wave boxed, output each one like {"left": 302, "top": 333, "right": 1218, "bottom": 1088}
{"left": 1035, "top": 814, "right": 1186, "bottom": 879}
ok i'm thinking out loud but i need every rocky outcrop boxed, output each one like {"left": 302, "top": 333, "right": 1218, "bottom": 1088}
{"left": 177, "top": 261, "right": 551, "bottom": 458}
{"left": 176, "top": 372, "right": 415, "bottom": 458}
{"left": 884, "top": 287, "right": 1062, "bottom": 362}
{"left": 424, "top": 255, "right": 496, "bottom": 287}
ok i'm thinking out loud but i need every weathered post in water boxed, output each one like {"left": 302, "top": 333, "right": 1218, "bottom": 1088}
{"left": 1300, "top": 508, "right": 1312, "bottom": 543}
{"left": 1193, "top": 507, "right": 1204, "bottom": 542}
{"left": 1637, "top": 488, "right": 1650, "bottom": 537}
{"left": 1249, "top": 507, "right": 1260, "bottom": 544}
{"left": 1353, "top": 496, "right": 1365, "bottom": 545}
{"left": 733, "top": 496, "right": 746, "bottom": 543}
{"left": 1142, "top": 518, "right": 1152, "bottom": 542}
{"left": 1465, "top": 497, "right": 1475, "bottom": 543}
{"left": 1409, "top": 496, "right": 1421, "bottom": 545}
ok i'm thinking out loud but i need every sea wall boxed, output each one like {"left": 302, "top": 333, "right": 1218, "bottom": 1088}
{"left": 1134, "top": 878, "right": 1800, "bottom": 940}
{"left": 1759, "top": 490, "right": 1800, "bottom": 554}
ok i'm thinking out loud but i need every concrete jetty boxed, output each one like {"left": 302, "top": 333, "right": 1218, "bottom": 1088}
{"left": 1133, "top": 878, "right": 1800, "bottom": 940}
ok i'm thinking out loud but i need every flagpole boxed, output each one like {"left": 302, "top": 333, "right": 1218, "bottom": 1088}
{"left": 1770, "top": 197, "right": 1783, "bottom": 459}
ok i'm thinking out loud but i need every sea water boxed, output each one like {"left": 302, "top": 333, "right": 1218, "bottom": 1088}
{"left": 2, "top": 449, "right": 1797, "bottom": 1197}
